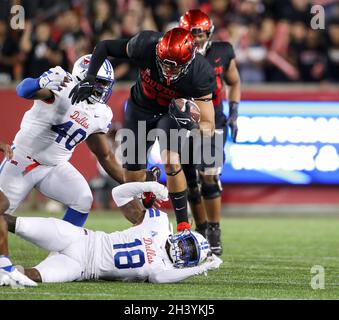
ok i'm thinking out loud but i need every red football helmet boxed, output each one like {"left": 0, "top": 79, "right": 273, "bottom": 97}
{"left": 156, "top": 27, "right": 197, "bottom": 85}
{"left": 179, "top": 9, "right": 214, "bottom": 55}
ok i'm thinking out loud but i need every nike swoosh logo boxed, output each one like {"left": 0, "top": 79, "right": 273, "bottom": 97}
{"left": 175, "top": 206, "right": 185, "bottom": 210}
{"left": 214, "top": 58, "right": 221, "bottom": 63}
{"left": 178, "top": 120, "right": 188, "bottom": 125}
{"left": 94, "top": 115, "right": 100, "bottom": 118}
{"left": 174, "top": 196, "right": 184, "bottom": 200}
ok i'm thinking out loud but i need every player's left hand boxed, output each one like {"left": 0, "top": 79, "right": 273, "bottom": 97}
{"left": 205, "top": 254, "right": 223, "bottom": 270}
{"left": 0, "top": 143, "right": 13, "bottom": 160}
{"left": 69, "top": 75, "right": 96, "bottom": 105}
{"left": 226, "top": 101, "right": 239, "bottom": 143}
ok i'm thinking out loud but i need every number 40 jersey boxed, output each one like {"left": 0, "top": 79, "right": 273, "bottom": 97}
{"left": 13, "top": 72, "right": 113, "bottom": 166}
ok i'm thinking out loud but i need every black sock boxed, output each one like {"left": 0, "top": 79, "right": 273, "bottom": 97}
{"left": 169, "top": 190, "right": 188, "bottom": 224}
{"left": 208, "top": 222, "right": 220, "bottom": 230}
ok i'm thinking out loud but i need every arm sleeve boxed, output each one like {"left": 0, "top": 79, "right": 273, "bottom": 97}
{"left": 87, "top": 39, "right": 129, "bottom": 78}
{"left": 149, "top": 264, "right": 208, "bottom": 284}
{"left": 127, "top": 31, "right": 161, "bottom": 60}
{"left": 16, "top": 77, "right": 40, "bottom": 99}
{"left": 112, "top": 181, "right": 166, "bottom": 207}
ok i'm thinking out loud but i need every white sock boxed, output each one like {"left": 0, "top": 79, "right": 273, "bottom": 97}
{"left": 0, "top": 255, "right": 13, "bottom": 271}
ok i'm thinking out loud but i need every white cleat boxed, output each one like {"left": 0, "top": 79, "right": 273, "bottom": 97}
{"left": 0, "top": 268, "right": 37, "bottom": 288}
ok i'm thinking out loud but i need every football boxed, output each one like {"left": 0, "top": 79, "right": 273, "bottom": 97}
{"left": 175, "top": 98, "right": 201, "bottom": 123}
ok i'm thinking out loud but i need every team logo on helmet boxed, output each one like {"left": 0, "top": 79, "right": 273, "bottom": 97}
{"left": 156, "top": 28, "right": 197, "bottom": 85}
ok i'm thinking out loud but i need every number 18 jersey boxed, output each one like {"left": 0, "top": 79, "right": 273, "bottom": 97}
{"left": 88, "top": 208, "right": 174, "bottom": 282}
{"left": 13, "top": 73, "right": 113, "bottom": 166}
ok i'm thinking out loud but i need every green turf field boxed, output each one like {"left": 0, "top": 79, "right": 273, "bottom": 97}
{"left": 1, "top": 211, "right": 339, "bottom": 300}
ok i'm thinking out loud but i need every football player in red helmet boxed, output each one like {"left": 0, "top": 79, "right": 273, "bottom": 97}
{"left": 69, "top": 27, "right": 217, "bottom": 233}
{"left": 156, "top": 28, "right": 197, "bottom": 85}
{"left": 180, "top": 9, "right": 241, "bottom": 256}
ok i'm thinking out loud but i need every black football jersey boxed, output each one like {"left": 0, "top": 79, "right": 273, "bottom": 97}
{"left": 127, "top": 31, "right": 217, "bottom": 113}
{"left": 205, "top": 41, "right": 235, "bottom": 108}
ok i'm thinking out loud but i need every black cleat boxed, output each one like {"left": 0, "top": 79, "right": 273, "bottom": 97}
{"left": 195, "top": 223, "right": 208, "bottom": 238}
{"left": 207, "top": 225, "right": 223, "bottom": 256}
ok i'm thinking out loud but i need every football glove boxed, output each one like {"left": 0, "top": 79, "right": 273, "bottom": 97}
{"left": 203, "top": 254, "right": 223, "bottom": 271}
{"left": 39, "top": 66, "right": 68, "bottom": 91}
{"left": 143, "top": 166, "right": 162, "bottom": 208}
{"left": 69, "top": 74, "right": 96, "bottom": 105}
{"left": 227, "top": 101, "right": 239, "bottom": 143}
{"left": 168, "top": 98, "right": 199, "bottom": 131}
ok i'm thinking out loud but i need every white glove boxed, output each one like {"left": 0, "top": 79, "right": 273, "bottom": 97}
{"left": 203, "top": 254, "right": 223, "bottom": 271}
{"left": 143, "top": 181, "right": 169, "bottom": 201}
{"left": 39, "top": 66, "right": 68, "bottom": 91}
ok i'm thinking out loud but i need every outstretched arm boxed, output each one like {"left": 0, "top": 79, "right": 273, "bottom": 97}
{"left": 86, "top": 39, "right": 129, "bottom": 79}
{"left": 86, "top": 132, "right": 124, "bottom": 184}
{"left": 69, "top": 39, "right": 129, "bottom": 104}
{"left": 16, "top": 66, "right": 69, "bottom": 102}
{"left": 149, "top": 255, "right": 222, "bottom": 284}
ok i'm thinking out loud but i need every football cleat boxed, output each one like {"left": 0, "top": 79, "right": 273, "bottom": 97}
{"left": 195, "top": 226, "right": 207, "bottom": 238}
{"left": 206, "top": 225, "right": 223, "bottom": 256}
{"left": 0, "top": 267, "right": 37, "bottom": 288}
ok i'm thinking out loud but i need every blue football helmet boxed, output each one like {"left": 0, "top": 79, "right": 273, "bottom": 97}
{"left": 167, "top": 230, "right": 210, "bottom": 268}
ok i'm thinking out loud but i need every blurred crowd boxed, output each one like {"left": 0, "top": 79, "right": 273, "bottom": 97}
{"left": 0, "top": 0, "right": 339, "bottom": 85}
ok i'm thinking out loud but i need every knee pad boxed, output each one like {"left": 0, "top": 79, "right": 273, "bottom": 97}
{"left": 200, "top": 175, "right": 222, "bottom": 200}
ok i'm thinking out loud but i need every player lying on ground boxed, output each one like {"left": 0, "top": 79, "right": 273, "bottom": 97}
{"left": 0, "top": 181, "right": 222, "bottom": 287}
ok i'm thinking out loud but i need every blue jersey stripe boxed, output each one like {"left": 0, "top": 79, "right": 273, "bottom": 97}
{"left": 149, "top": 209, "right": 154, "bottom": 218}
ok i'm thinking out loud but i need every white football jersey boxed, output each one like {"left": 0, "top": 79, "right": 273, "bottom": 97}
{"left": 88, "top": 208, "right": 175, "bottom": 282}
{"left": 13, "top": 73, "right": 113, "bottom": 166}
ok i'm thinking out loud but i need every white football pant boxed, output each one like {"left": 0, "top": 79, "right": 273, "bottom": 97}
{"left": 0, "top": 148, "right": 93, "bottom": 214}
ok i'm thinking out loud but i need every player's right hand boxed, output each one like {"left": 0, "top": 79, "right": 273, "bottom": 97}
{"left": 168, "top": 98, "right": 199, "bottom": 131}
{"left": 69, "top": 75, "right": 96, "bottom": 105}
{"left": 39, "top": 66, "right": 68, "bottom": 91}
